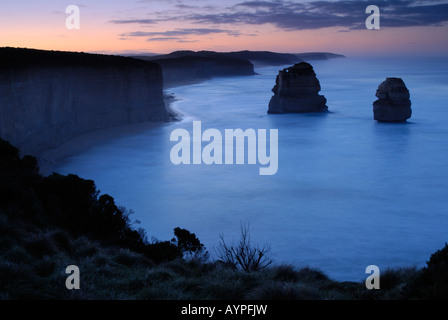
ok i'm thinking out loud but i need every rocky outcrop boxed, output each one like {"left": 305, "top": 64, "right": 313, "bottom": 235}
{"left": 268, "top": 62, "right": 328, "bottom": 114}
{"left": 373, "top": 78, "right": 412, "bottom": 122}
{"left": 0, "top": 47, "right": 170, "bottom": 156}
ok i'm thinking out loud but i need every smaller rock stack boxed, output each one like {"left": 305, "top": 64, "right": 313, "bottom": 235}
{"left": 268, "top": 62, "right": 328, "bottom": 114}
{"left": 373, "top": 78, "right": 412, "bottom": 122}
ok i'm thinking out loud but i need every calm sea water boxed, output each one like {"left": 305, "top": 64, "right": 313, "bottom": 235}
{"left": 55, "top": 57, "right": 448, "bottom": 281}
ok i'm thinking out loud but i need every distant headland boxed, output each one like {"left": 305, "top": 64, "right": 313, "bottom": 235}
{"left": 129, "top": 50, "right": 346, "bottom": 87}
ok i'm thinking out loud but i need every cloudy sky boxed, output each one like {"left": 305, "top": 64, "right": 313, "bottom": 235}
{"left": 1, "top": 0, "right": 448, "bottom": 56}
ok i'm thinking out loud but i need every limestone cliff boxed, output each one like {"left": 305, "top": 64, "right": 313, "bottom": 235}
{"left": 0, "top": 48, "right": 169, "bottom": 155}
{"left": 268, "top": 62, "right": 328, "bottom": 114}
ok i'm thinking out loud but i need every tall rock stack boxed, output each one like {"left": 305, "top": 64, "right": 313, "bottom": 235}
{"left": 373, "top": 78, "right": 412, "bottom": 122}
{"left": 268, "top": 62, "right": 328, "bottom": 114}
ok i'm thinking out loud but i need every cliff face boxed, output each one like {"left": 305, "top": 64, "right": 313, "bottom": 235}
{"left": 0, "top": 48, "right": 169, "bottom": 155}
{"left": 268, "top": 62, "right": 328, "bottom": 114}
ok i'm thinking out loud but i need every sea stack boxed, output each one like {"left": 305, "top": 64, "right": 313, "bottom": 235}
{"left": 268, "top": 62, "right": 328, "bottom": 114}
{"left": 373, "top": 78, "right": 412, "bottom": 122}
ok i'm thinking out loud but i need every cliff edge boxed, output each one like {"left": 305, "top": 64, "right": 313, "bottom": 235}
{"left": 0, "top": 47, "right": 170, "bottom": 156}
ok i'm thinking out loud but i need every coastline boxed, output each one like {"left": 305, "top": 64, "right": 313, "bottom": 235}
{"left": 36, "top": 93, "right": 181, "bottom": 176}
{"left": 1, "top": 128, "right": 447, "bottom": 300}
{"left": 34, "top": 74, "right": 219, "bottom": 177}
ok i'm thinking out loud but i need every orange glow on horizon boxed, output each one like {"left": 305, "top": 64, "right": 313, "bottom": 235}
{"left": 1, "top": 7, "right": 447, "bottom": 57}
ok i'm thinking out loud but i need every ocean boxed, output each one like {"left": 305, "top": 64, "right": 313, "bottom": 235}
{"left": 55, "top": 56, "right": 448, "bottom": 281}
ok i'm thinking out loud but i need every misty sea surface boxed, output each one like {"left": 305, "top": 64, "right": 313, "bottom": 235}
{"left": 55, "top": 57, "right": 448, "bottom": 281}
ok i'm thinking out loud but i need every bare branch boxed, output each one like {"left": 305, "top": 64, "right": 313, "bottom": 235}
{"left": 215, "top": 223, "right": 275, "bottom": 272}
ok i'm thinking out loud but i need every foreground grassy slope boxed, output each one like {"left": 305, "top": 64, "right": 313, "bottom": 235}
{"left": 1, "top": 137, "right": 447, "bottom": 300}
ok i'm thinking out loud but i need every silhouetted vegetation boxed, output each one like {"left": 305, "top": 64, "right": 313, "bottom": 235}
{"left": 171, "top": 227, "right": 209, "bottom": 262}
{"left": 403, "top": 243, "right": 448, "bottom": 299}
{"left": 216, "top": 223, "right": 275, "bottom": 272}
{"left": 0, "top": 137, "right": 181, "bottom": 264}
{"left": 0, "top": 136, "right": 447, "bottom": 299}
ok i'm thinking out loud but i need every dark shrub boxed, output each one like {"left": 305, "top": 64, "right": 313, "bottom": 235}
{"left": 33, "top": 258, "right": 56, "bottom": 277}
{"left": 144, "top": 241, "right": 182, "bottom": 264}
{"left": 114, "top": 249, "right": 151, "bottom": 267}
{"left": 273, "top": 264, "right": 300, "bottom": 283}
{"left": 3, "top": 246, "right": 33, "bottom": 264}
{"left": 296, "top": 267, "right": 329, "bottom": 283}
{"left": 163, "top": 259, "right": 191, "bottom": 276}
{"left": 247, "top": 282, "right": 322, "bottom": 300}
{"left": 379, "top": 267, "right": 418, "bottom": 292}
{"left": 405, "top": 243, "right": 448, "bottom": 299}
{"left": 37, "top": 173, "right": 98, "bottom": 232}
{"left": 216, "top": 223, "right": 274, "bottom": 272}
{"left": 147, "top": 269, "right": 175, "bottom": 282}
{"left": 172, "top": 227, "right": 209, "bottom": 262}
{"left": 51, "top": 230, "right": 73, "bottom": 253}
{"left": 78, "top": 245, "right": 98, "bottom": 258}
{"left": 24, "top": 234, "right": 57, "bottom": 258}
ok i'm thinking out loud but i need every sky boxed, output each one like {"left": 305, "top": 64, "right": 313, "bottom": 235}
{"left": 1, "top": 0, "right": 448, "bottom": 56}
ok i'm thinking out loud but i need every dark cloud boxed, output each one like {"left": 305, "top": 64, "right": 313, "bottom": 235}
{"left": 235, "top": 1, "right": 284, "bottom": 8}
{"left": 122, "top": 28, "right": 241, "bottom": 38}
{"left": 122, "top": 28, "right": 241, "bottom": 42}
{"left": 109, "top": 19, "right": 157, "bottom": 24}
{"left": 183, "top": 0, "right": 448, "bottom": 30}
{"left": 111, "top": 0, "right": 448, "bottom": 43}
{"left": 146, "top": 37, "right": 183, "bottom": 42}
